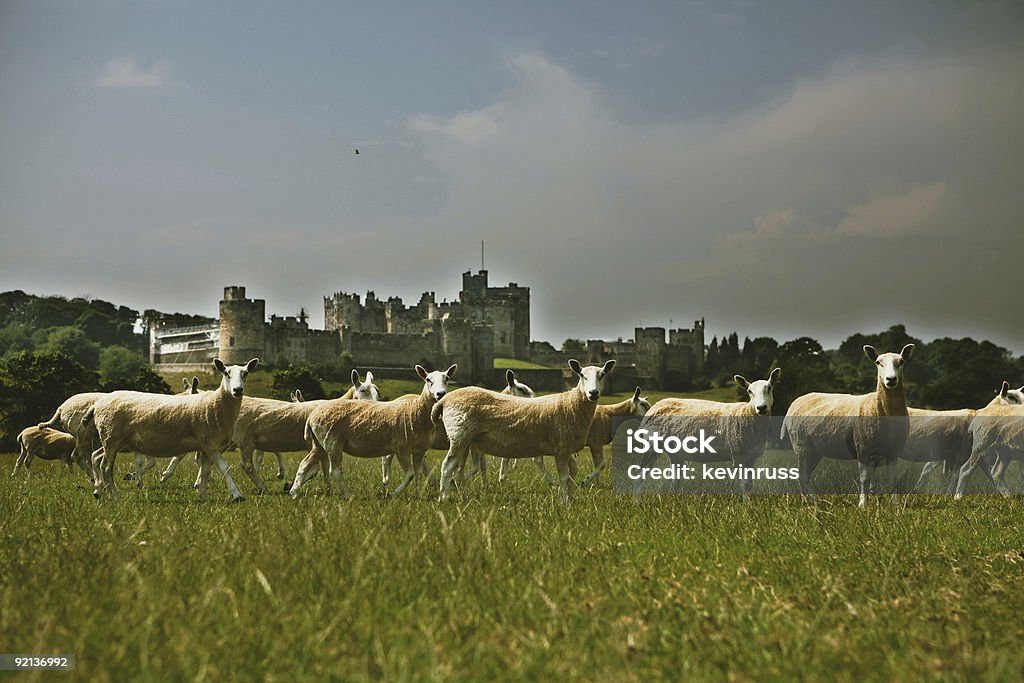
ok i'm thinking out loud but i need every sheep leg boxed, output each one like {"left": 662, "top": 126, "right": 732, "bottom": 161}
{"left": 534, "top": 457, "right": 558, "bottom": 487}
{"left": 914, "top": 460, "right": 941, "bottom": 492}
{"left": 738, "top": 460, "right": 753, "bottom": 502}
{"left": 989, "top": 451, "right": 1012, "bottom": 497}
{"left": 12, "top": 450, "right": 27, "bottom": 477}
{"left": 290, "top": 448, "right": 325, "bottom": 497}
{"left": 439, "top": 444, "right": 469, "bottom": 500}
{"left": 195, "top": 453, "right": 213, "bottom": 501}
{"left": 381, "top": 453, "right": 393, "bottom": 487}
{"left": 132, "top": 454, "right": 157, "bottom": 488}
{"left": 207, "top": 450, "right": 245, "bottom": 502}
{"left": 463, "top": 454, "right": 481, "bottom": 481}
{"left": 474, "top": 449, "right": 487, "bottom": 488}
{"left": 100, "top": 449, "right": 118, "bottom": 501}
{"left": 392, "top": 451, "right": 420, "bottom": 497}
{"left": 857, "top": 461, "right": 875, "bottom": 508}
{"left": 91, "top": 447, "right": 106, "bottom": 497}
{"left": 581, "top": 444, "right": 605, "bottom": 487}
{"left": 797, "top": 447, "right": 821, "bottom": 502}
{"left": 159, "top": 456, "right": 183, "bottom": 484}
{"left": 954, "top": 446, "right": 990, "bottom": 500}
{"left": 273, "top": 452, "right": 286, "bottom": 480}
{"left": 253, "top": 450, "right": 264, "bottom": 472}
{"left": 498, "top": 457, "right": 513, "bottom": 483}
{"left": 238, "top": 446, "right": 267, "bottom": 494}
{"left": 72, "top": 445, "right": 95, "bottom": 483}
{"left": 553, "top": 452, "right": 575, "bottom": 503}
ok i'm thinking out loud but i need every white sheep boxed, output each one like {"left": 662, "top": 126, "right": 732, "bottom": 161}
{"left": 453, "top": 369, "right": 549, "bottom": 485}
{"left": 782, "top": 345, "right": 913, "bottom": 507}
{"left": 158, "top": 370, "right": 380, "bottom": 493}
{"left": 642, "top": 370, "right": 779, "bottom": 498}
{"left": 954, "top": 382, "right": 1024, "bottom": 498}
{"left": 86, "top": 358, "right": 259, "bottom": 501}
{"left": 13, "top": 426, "right": 77, "bottom": 477}
{"left": 902, "top": 408, "right": 977, "bottom": 493}
{"left": 37, "top": 391, "right": 111, "bottom": 481}
{"left": 433, "top": 359, "right": 616, "bottom": 501}
{"left": 289, "top": 365, "right": 456, "bottom": 498}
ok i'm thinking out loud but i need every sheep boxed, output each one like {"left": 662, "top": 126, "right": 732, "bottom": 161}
{"left": 234, "top": 370, "right": 381, "bottom": 493}
{"left": 452, "top": 369, "right": 549, "bottom": 485}
{"left": 158, "top": 370, "right": 380, "bottom": 493}
{"left": 127, "top": 377, "right": 205, "bottom": 486}
{"left": 433, "top": 359, "right": 616, "bottom": 502}
{"left": 37, "top": 391, "right": 111, "bottom": 481}
{"left": 781, "top": 345, "right": 913, "bottom": 507}
{"left": 908, "top": 382, "right": 1024, "bottom": 492}
{"left": 289, "top": 364, "right": 456, "bottom": 498}
{"left": 13, "top": 426, "right": 77, "bottom": 477}
{"left": 85, "top": 358, "right": 259, "bottom": 501}
{"left": 578, "top": 386, "right": 652, "bottom": 487}
{"left": 642, "top": 370, "right": 779, "bottom": 498}
{"left": 902, "top": 408, "right": 977, "bottom": 493}
{"left": 954, "top": 382, "right": 1024, "bottom": 499}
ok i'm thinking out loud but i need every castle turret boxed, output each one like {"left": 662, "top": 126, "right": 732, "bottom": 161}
{"left": 219, "top": 286, "right": 266, "bottom": 364}
{"left": 634, "top": 327, "right": 666, "bottom": 388}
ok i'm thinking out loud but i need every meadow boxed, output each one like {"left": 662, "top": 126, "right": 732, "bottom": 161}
{"left": 2, "top": 447, "right": 1023, "bottom": 682}
{"left": 2, "top": 371, "right": 1022, "bottom": 681}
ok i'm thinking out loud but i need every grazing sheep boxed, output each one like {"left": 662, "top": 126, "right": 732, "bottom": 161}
{"left": 643, "top": 370, "right": 780, "bottom": 498}
{"left": 954, "top": 382, "right": 1024, "bottom": 498}
{"left": 289, "top": 365, "right": 456, "bottom": 498}
{"left": 782, "top": 345, "right": 914, "bottom": 507}
{"left": 13, "top": 426, "right": 77, "bottom": 477}
{"left": 86, "top": 358, "right": 259, "bottom": 501}
{"left": 433, "top": 359, "right": 616, "bottom": 501}
{"left": 579, "top": 387, "right": 652, "bottom": 487}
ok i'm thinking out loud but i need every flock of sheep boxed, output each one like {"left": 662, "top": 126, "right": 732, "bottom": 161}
{"left": 12, "top": 344, "right": 1024, "bottom": 507}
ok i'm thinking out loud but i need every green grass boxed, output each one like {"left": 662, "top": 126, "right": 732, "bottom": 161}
{"left": 493, "top": 357, "right": 555, "bottom": 369}
{"left": 2, "top": 454, "right": 1023, "bottom": 681}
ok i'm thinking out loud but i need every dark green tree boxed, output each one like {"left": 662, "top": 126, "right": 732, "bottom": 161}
{"left": 272, "top": 365, "right": 325, "bottom": 401}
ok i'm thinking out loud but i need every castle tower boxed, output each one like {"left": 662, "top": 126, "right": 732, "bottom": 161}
{"left": 634, "top": 327, "right": 666, "bottom": 389}
{"left": 219, "top": 286, "right": 266, "bottom": 364}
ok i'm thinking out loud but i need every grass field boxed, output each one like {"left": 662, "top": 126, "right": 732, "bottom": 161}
{"left": 2, "top": 450, "right": 1023, "bottom": 682}
{"left": 493, "top": 357, "right": 555, "bottom": 370}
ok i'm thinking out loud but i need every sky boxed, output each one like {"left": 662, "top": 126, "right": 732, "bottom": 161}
{"left": 1, "top": 0, "right": 1022, "bottom": 353}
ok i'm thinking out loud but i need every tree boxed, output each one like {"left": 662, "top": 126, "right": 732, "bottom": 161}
{"left": 272, "top": 365, "right": 325, "bottom": 401}
{"left": 0, "top": 351, "right": 100, "bottom": 450}
{"left": 562, "top": 338, "right": 585, "bottom": 353}
{"left": 0, "top": 324, "right": 34, "bottom": 359}
{"left": 98, "top": 346, "right": 149, "bottom": 388}
{"left": 773, "top": 337, "right": 837, "bottom": 416}
{"left": 38, "top": 326, "right": 101, "bottom": 369}
{"left": 121, "top": 367, "right": 172, "bottom": 394}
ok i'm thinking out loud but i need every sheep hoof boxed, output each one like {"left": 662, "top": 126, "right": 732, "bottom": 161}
{"left": 231, "top": 495, "right": 246, "bottom": 503}
{"left": 93, "top": 491, "right": 101, "bottom": 500}
{"left": 283, "top": 481, "right": 292, "bottom": 493}
{"left": 123, "top": 473, "right": 135, "bottom": 481}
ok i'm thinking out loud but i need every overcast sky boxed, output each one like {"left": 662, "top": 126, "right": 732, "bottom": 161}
{"left": 1, "top": 1, "right": 1022, "bottom": 353}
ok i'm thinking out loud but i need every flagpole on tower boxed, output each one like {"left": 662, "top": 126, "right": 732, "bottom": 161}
{"left": 481, "top": 240, "right": 485, "bottom": 272}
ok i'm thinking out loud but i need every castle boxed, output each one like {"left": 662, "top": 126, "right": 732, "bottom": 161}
{"left": 149, "top": 271, "right": 704, "bottom": 390}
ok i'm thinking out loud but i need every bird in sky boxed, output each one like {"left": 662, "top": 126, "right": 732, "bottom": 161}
{"left": 354, "top": 148, "right": 360, "bottom": 155}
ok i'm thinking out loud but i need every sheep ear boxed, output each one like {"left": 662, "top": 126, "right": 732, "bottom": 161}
{"left": 191, "top": 377, "right": 200, "bottom": 393}
{"left": 863, "top": 345, "right": 878, "bottom": 361}
{"left": 245, "top": 358, "right": 260, "bottom": 372}
{"left": 1000, "top": 381, "right": 1010, "bottom": 399}
{"left": 506, "top": 369, "right": 515, "bottom": 387}
{"left": 632, "top": 386, "right": 641, "bottom": 400}
{"left": 293, "top": 389, "right": 304, "bottom": 402}
{"left": 601, "top": 359, "right": 616, "bottom": 375}
{"left": 182, "top": 378, "right": 191, "bottom": 389}
{"left": 445, "top": 364, "right": 458, "bottom": 378}
{"left": 900, "top": 343, "right": 915, "bottom": 360}
{"left": 568, "top": 359, "right": 582, "bottom": 375}
{"left": 734, "top": 375, "right": 750, "bottom": 390}
{"left": 351, "top": 369, "right": 360, "bottom": 386}
{"left": 769, "top": 367, "right": 781, "bottom": 385}
{"left": 213, "top": 358, "right": 227, "bottom": 375}
{"left": 365, "top": 371, "right": 374, "bottom": 383}
{"left": 415, "top": 365, "right": 429, "bottom": 380}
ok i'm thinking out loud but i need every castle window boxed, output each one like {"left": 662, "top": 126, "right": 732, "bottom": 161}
{"left": 229, "top": 336, "right": 235, "bottom": 347}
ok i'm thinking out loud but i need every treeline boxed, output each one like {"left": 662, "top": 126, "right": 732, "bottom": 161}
{"left": 706, "top": 325, "right": 1024, "bottom": 414}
